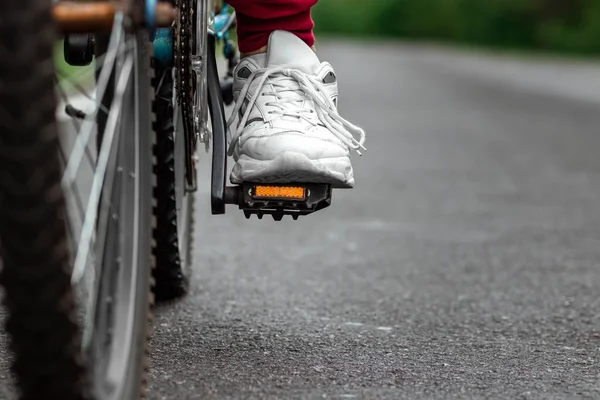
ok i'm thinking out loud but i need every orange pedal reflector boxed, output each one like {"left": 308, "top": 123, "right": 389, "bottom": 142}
{"left": 253, "top": 185, "right": 306, "bottom": 200}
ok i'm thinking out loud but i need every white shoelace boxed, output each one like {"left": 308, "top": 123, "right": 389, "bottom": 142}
{"left": 227, "top": 66, "right": 367, "bottom": 157}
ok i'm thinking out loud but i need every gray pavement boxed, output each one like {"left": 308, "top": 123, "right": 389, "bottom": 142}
{"left": 3, "top": 40, "right": 600, "bottom": 399}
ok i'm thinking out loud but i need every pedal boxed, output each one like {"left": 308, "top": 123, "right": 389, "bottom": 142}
{"left": 224, "top": 183, "right": 332, "bottom": 221}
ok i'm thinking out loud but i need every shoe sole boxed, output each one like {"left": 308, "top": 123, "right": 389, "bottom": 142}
{"left": 230, "top": 152, "right": 355, "bottom": 188}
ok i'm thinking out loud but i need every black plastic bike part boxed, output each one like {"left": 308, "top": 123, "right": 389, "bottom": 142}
{"left": 208, "top": 30, "right": 228, "bottom": 215}
{"left": 219, "top": 38, "right": 237, "bottom": 106}
{"left": 220, "top": 75, "right": 234, "bottom": 105}
{"left": 225, "top": 40, "right": 239, "bottom": 74}
{"left": 63, "top": 33, "right": 94, "bottom": 66}
{"left": 65, "top": 104, "right": 87, "bottom": 119}
{"left": 224, "top": 183, "right": 333, "bottom": 221}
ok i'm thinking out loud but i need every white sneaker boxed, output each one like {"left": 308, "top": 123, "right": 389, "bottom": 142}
{"left": 227, "top": 30, "right": 366, "bottom": 188}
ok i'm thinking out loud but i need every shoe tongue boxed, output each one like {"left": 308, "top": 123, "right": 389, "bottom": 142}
{"left": 265, "top": 30, "right": 321, "bottom": 74}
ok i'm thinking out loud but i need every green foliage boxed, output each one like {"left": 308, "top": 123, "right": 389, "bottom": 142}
{"left": 312, "top": 0, "right": 600, "bottom": 54}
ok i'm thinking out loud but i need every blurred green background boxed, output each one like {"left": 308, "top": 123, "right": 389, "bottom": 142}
{"left": 312, "top": 0, "right": 600, "bottom": 55}
{"left": 56, "top": 0, "right": 600, "bottom": 80}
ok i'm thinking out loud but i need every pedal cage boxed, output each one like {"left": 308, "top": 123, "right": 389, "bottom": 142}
{"left": 224, "top": 183, "right": 332, "bottom": 221}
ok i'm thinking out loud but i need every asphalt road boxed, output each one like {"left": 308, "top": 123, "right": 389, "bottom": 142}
{"left": 3, "top": 40, "right": 600, "bottom": 399}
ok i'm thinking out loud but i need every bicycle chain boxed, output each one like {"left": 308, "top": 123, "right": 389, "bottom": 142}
{"left": 175, "top": 0, "right": 196, "bottom": 187}
{"left": 175, "top": 0, "right": 193, "bottom": 141}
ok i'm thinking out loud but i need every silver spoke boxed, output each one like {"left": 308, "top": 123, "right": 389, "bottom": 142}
{"left": 70, "top": 52, "right": 134, "bottom": 284}
{"left": 62, "top": 13, "right": 126, "bottom": 189}
{"left": 56, "top": 69, "right": 110, "bottom": 116}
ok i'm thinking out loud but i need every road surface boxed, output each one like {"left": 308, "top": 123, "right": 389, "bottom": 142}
{"left": 2, "top": 40, "right": 600, "bottom": 399}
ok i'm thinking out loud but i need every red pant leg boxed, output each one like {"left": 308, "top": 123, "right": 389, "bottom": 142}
{"left": 227, "top": 0, "right": 318, "bottom": 53}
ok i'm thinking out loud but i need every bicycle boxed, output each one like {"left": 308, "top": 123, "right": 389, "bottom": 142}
{"left": 0, "top": 0, "right": 336, "bottom": 399}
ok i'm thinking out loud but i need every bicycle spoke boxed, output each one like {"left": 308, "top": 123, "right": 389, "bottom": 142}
{"left": 55, "top": 81, "right": 98, "bottom": 179}
{"left": 70, "top": 51, "right": 134, "bottom": 284}
{"left": 56, "top": 69, "right": 95, "bottom": 102}
{"left": 155, "top": 68, "right": 169, "bottom": 100}
{"left": 56, "top": 69, "right": 110, "bottom": 116}
{"left": 55, "top": 80, "right": 96, "bottom": 250}
{"left": 62, "top": 13, "right": 127, "bottom": 189}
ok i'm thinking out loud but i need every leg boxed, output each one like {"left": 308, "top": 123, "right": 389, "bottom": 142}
{"left": 227, "top": 0, "right": 318, "bottom": 54}
{"left": 226, "top": 0, "right": 367, "bottom": 188}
